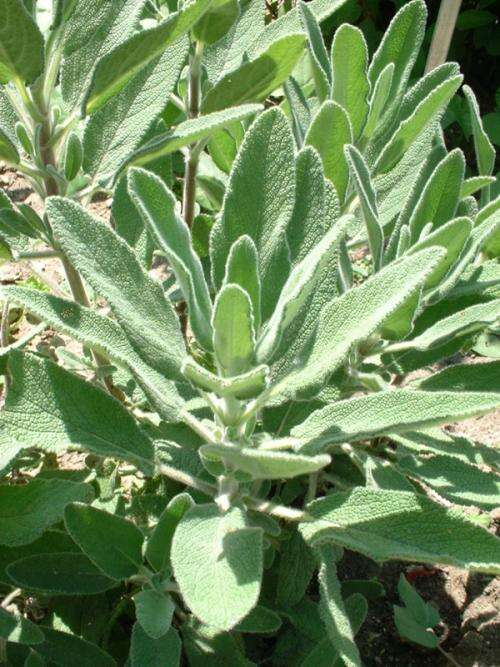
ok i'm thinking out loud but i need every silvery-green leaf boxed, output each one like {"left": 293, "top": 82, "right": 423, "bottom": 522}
{"left": 344, "top": 144, "right": 383, "bottom": 271}
{"left": 406, "top": 217, "right": 471, "bottom": 289}
{"left": 257, "top": 218, "right": 348, "bottom": 362}
{"left": 83, "top": 37, "right": 189, "bottom": 181}
{"left": 461, "top": 176, "right": 496, "bottom": 199}
{"left": 200, "top": 442, "right": 330, "bottom": 480}
{"left": 367, "top": 0, "right": 427, "bottom": 127}
{"left": 202, "top": 34, "right": 306, "bottom": 114}
{"left": 292, "top": 389, "right": 500, "bottom": 453}
{"left": 445, "top": 260, "right": 500, "bottom": 301}
{"left": 128, "top": 167, "right": 213, "bottom": 350}
{"left": 210, "top": 108, "right": 294, "bottom": 321}
{"left": 212, "top": 284, "right": 254, "bottom": 376}
{"left": 223, "top": 235, "right": 261, "bottom": 333}
{"left": 146, "top": 493, "right": 194, "bottom": 573}
{"left": 300, "top": 488, "right": 500, "bottom": 573}
{"left": 34, "top": 628, "right": 115, "bottom": 667}
{"left": 126, "top": 104, "right": 261, "bottom": 169}
{"left": 46, "top": 197, "right": 185, "bottom": 381}
{"left": 390, "top": 299, "right": 500, "bottom": 352}
{"left": 414, "top": 360, "right": 500, "bottom": 394}
{"left": 171, "top": 504, "right": 263, "bottom": 631}
{"left": 276, "top": 247, "right": 444, "bottom": 401}
{"left": 408, "top": 149, "right": 465, "bottom": 242}
{"left": 0, "top": 477, "right": 92, "bottom": 546}
{"left": 331, "top": 24, "right": 369, "bottom": 140}
{"left": 182, "top": 358, "right": 268, "bottom": 400}
{"left": 130, "top": 623, "right": 181, "bottom": 667}
{"left": 375, "top": 75, "right": 463, "bottom": 174}
{"left": 399, "top": 62, "right": 460, "bottom": 123}
{"left": 299, "top": 1, "right": 331, "bottom": 102}
{"left": 463, "top": 85, "right": 495, "bottom": 178}
{"left": 284, "top": 76, "right": 311, "bottom": 146}
{"left": 399, "top": 454, "right": 500, "bottom": 510}
{"left": 85, "top": 0, "right": 213, "bottom": 113}
{"left": 61, "top": 0, "right": 146, "bottom": 109}
{"left": 305, "top": 100, "right": 352, "bottom": 203}
{"left": 316, "top": 544, "right": 362, "bottom": 667}
{"left": 134, "top": 589, "right": 175, "bottom": 639}
{"left": 0, "top": 607, "right": 44, "bottom": 645}
{"left": 6, "top": 552, "right": 116, "bottom": 596}
{"left": 65, "top": 502, "right": 144, "bottom": 580}
{"left": 1, "top": 351, "right": 155, "bottom": 473}
{"left": 362, "top": 63, "right": 393, "bottom": 140}
{"left": 276, "top": 529, "right": 316, "bottom": 607}
{"left": 63, "top": 132, "right": 83, "bottom": 181}
{"left": 203, "top": 0, "right": 265, "bottom": 84}
{"left": 112, "top": 174, "right": 154, "bottom": 268}
{"left": 234, "top": 605, "right": 282, "bottom": 634}
{"left": 192, "top": 0, "right": 239, "bottom": 44}
{"left": 0, "top": 0, "right": 44, "bottom": 84}
{"left": 0, "top": 285, "right": 185, "bottom": 422}
{"left": 0, "top": 127, "right": 20, "bottom": 164}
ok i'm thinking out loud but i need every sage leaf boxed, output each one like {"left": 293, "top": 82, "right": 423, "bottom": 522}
{"left": 331, "top": 24, "right": 369, "bottom": 139}
{"left": 200, "top": 443, "right": 330, "bottom": 480}
{"left": 46, "top": 197, "right": 186, "bottom": 381}
{"left": 0, "top": 128, "right": 20, "bottom": 165}
{"left": 171, "top": 504, "right": 263, "bottom": 631}
{"left": 305, "top": 100, "right": 352, "bottom": 203}
{"left": 234, "top": 605, "right": 282, "bottom": 634}
{"left": 130, "top": 623, "right": 181, "bottom": 667}
{"left": 192, "top": 0, "right": 239, "bottom": 45}
{"left": 0, "top": 0, "right": 44, "bottom": 84}
{"left": 299, "top": 1, "right": 331, "bottom": 102}
{"left": 34, "top": 627, "right": 116, "bottom": 667}
{"left": 6, "top": 552, "right": 116, "bottom": 595}
{"left": 202, "top": 34, "right": 306, "bottom": 114}
{"left": 0, "top": 607, "right": 43, "bottom": 645}
{"left": 1, "top": 351, "right": 155, "bottom": 473}
{"left": 128, "top": 167, "right": 213, "bottom": 350}
{"left": 212, "top": 284, "right": 254, "bottom": 376}
{"left": 65, "top": 502, "right": 144, "bottom": 580}
{"left": 85, "top": 0, "right": 213, "bottom": 113}
{"left": 126, "top": 104, "right": 261, "bottom": 169}
{"left": 146, "top": 493, "right": 194, "bottom": 573}
{"left": 0, "top": 477, "right": 92, "bottom": 546}
{"left": 300, "top": 488, "right": 500, "bottom": 574}
{"left": 211, "top": 108, "right": 294, "bottom": 321}
{"left": 292, "top": 389, "right": 500, "bottom": 453}
{"left": 463, "top": 85, "right": 495, "bottom": 178}
{"left": 276, "top": 529, "right": 316, "bottom": 607}
{"left": 134, "top": 589, "right": 175, "bottom": 639}
{"left": 223, "top": 235, "right": 261, "bottom": 333}
{"left": 317, "top": 544, "right": 362, "bottom": 667}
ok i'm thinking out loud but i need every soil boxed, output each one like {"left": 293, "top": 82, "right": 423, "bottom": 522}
{"left": 1, "top": 167, "right": 499, "bottom": 665}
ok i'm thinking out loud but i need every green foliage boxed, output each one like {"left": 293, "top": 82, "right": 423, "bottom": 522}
{"left": 0, "top": 1, "right": 498, "bottom": 664}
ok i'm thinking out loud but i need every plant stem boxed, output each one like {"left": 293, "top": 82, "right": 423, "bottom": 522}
{"left": 156, "top": 461, "right": 217, "bottom": 496}
{"left": 244, "top": 496, "right": 310, "bottom": 522}
{"left": 1, "top": 588, "right": 22, "bottom": 609}
{"left": 425, "top": 0, "right": 462, "bottom": 74}
{"left": 182, "top": 41, "right": 204, "bottom": 228}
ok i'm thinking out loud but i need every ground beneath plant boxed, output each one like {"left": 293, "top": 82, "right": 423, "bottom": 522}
{"left": 1, "top": 166, "right": 499, "bottom": 665}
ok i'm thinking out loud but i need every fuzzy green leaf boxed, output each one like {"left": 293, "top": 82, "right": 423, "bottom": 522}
{"left": 305, "top": 100, "right": 352, "bottom": 203}
{"left": 192, "top": 0, "right": 239, "bottom": 44}
{"left": 34, "top": 627, "right": 116, "bottom": 667}
{"left": 202, "top": 34, "right": 306, "bottom": 113}
{"left": 212, "top": 284, "right": 254, "bottom": 376}
{"left": 134, "top": 590, "right": 175, "bottom": 639}
{"left": 345, "top": 144, "right": 383, "bottom": 271}
{"left": 414, "top": 360, "right": 500, "bottom": 394}
{"left": 368, "top": 0, "right": 427, "bottom": 122}
{"left": 408, "top": 149, "right": 465, "bottom": 242}
{"left": 0, "top": 0, "right": 44, "bottom": 84}
{"left": 128, "top": 167, "right": 213, "bottom": 350}
{"left": 300, "top": 488, "right": 500, "bottom": 573}
{"left": 463, "top": 85, "right": 495, "bottom": 178}
{"left": 375, "top": 75, "right": 463, "bottom": 174}
{"left": 46, "top": 197, "right": 185, "bottom": 381}
{"left": 1, "top": 351, "right": 155, "bottom": 473}
{"left": 85, "top": 0, "right": 213, "bottom": 113}
{"left": 126, "top": 104, "right": 260, "bottom": 169}
{"left": 331, "top": 24, "right": 369, "bottom": 139}
{"left": 210, "top": 108, "right": 294, "bottom": 320}
{"left": 299, "top": 1, "right": 331, "bottom": 102}
{"left": 234, "top": 605, "right": 282, "bottom": 634}
{"left": 65, "top": 503, "right": 144, "bottom": 580}
{"left": 277, "top": 247, "right": 444, "bottom": 400}
{"left": 130, "top": 623, "right": 181, "bottom": 667}
{"left": 171, "top": 504, "right": 263, "bottom": 631}
{"left": 317, "top": 544, "right": 362, "bottom": 667}
{"left": 146, "top": 493, "right": 194, "bottom": 573}
{"left": 0, "top": 127, "right": 20, "bottom": 164}
{"left": 276, "top": 529, "right": 316, "bottom": 607}
{"left": 6, "top": 552, "right": 116, "bottom": 595}
{"left": 292, "top": 389, "right": 500, "bottom": 453}
{"left": 0, "top": 286, "right": 185, "bottom": 422}
{"left": 363, "top": 63, "right": 394, "bottom": 140}
{"left": 83, "top": 37, "right": 188, "bottom": 180}
{"left": 200, "top": 443, "right": 330, "bottom": 480}
{"left": 0, "top": 477, "right": 92, "bottom": 546}
{"left": 0, "top": 607, "right": 43, "bottom": 646}
{"left": 223, "top": 235, "right": 261, "bottom": 333}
